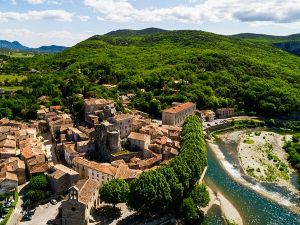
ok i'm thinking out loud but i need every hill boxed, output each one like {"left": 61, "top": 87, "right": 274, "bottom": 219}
{"left": 105, "top": 28, "right": 167, "bottom": 36}
{"left": 232, "top": 33, "right": 300, "bottom": 56}
{"left": 0, "top": 40, "right": 68, "bottom": 53}
{"left": 0, "top": 29, "right": 300, "bottom": 120}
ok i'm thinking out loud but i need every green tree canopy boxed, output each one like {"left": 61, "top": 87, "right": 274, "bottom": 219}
{"left": 100, "top": 179, "right": 129, "bottom": 207}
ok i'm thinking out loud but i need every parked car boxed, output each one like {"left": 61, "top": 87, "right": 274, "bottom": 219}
{"left": 50, "top": 199, "right": 57, "bottom": 205}
{"left": 21, "top": 215, "right": 32, "bottom": 221}
{"left": 46, "top": 219, "right": 56, "bottom": 224}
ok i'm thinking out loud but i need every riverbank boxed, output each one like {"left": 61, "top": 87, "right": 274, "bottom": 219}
{"left": 203, "top": 185, "right": 243, "bottom": 225}
{"left": 207, "top": 140, "right": 300, "bottom": 214}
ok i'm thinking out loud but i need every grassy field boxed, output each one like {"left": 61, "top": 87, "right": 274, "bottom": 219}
{"left": 1, "top": 86, "right": 23, "bottom": 91}
{"left": 0, "top": 75, "right": 27, "bottom": 82}
{"left": 0, "top": 51, "right": 34, "bottom": 58}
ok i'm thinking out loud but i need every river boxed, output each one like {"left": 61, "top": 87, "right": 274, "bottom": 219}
{"left": 204, "top": 139, "right": 300, "bottom": 225}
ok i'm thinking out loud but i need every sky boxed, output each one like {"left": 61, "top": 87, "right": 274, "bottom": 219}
{"left": 1, "top": 0, "right": 300, "bottom": 47}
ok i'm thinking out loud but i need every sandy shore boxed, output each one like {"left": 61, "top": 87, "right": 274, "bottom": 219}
{"left": 207, "top": 141, "right": 300, "bottom": 214}
{"left": 203, "top": 185, "right": 243, "bottom": 225}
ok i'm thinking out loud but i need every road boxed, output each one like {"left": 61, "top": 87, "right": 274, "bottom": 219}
{"left": 20, "top": 202, "right": 61, "bottom": 225}
{"left": 7, "top": 183, "right": 29, "bottom": 225}
{"left": 42, "top": 132, "right": 58, "bottom": 165}
{"left": 203, "top": 116, "right": 260, "bottom": 130}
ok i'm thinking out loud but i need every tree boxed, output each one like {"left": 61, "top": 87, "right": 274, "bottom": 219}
{"left": 25, "top": 190, "right": 46, "bottom": 203}
{"left": 191, "top": 184, "right": 210, "bottom": 207}
{"left": 180, "top": 197, "right": 198, "bottom": 223}
{"left": 127, "top": 170, "right": 172, "bottom": 214}
{"left": 100, "top": 179, "right": 129, "bottom": 208}
{"left": 29, "top": 175, "right": 49, "bottom": 191}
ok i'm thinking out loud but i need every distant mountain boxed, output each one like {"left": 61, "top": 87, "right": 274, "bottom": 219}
{"left": 105, "top": 28, "right": 167, "bottom": 36}
{"left": 231, "top": 33, "right": 300, "bottom": 41}
{"left": 232, "top": 33, "right": 300, "bottom": 56}
{"left": 0, "top": 40, "right": 68, "bottom": 53}
{"left": 273, "top": 42, "right": 300, "bottom": 56}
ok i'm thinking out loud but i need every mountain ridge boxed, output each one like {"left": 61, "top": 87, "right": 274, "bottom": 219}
{"left": 0, "top": 40, "right": 68, "bottom": 53}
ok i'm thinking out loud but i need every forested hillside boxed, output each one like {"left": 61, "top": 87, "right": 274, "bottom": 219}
{"left": 233, "top": 33, "right": 300, "bottom": 56}
{"left": 0, "top": 29, "right": 300, "bottom": 120}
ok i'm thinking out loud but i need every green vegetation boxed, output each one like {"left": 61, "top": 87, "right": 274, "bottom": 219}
{"left": 284, "top": 134, "right": 300, "bottom": 181}
{"left": 100, "top": 179, "right": 129, "bottom": 208}
{"left": 0, "top": 191, "right": 19, "bottom": 225}
{"left": 244, "top": 139, "right": 254, "bottom": 144}
{"left": 25, "top": 174, "right": 50, "bottom": 206}
{"left": 0, "top": 30, "right": 299, "bottom": 120}
{"left": 180, "top": 197, "right": 199, "bottom": 223}
{"left": 112, "top": 150, "right": 134, "bottom": 156}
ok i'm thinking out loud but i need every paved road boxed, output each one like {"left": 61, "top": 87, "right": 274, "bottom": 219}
{"left": 42, "top": 132, "right": 58, "bottom": 165}
{"left": 20, "top": 202, "right": 61, "bottom": 225}
{"left": 203, "top": 116, "right": 260, "bottom": 130}
{"left": 7, "top": 183, "right": 29, "bottom": 225}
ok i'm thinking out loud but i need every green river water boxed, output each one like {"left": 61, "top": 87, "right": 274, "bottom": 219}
{"left": 204, "top": 140, "right": 300, "bottom": 225}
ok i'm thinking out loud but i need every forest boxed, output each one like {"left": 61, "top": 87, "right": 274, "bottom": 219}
{"left": 0, "top": 29, "right": 300, "bottom": 120}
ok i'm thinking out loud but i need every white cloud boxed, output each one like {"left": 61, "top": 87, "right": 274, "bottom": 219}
{"left": 0, "top": 10, "right": 73, "bottom": 22}
{"left": 26, "top": 0, "right": 46, "bottom": 4}
{"left": 83, "top": 0, "right": 300, "bottom": 25}
{"left": 25, "top": 0, "right": 62, "bottom": 5}
{"left": 78, "top": 15, "right": 90, "bottom": 21}
{"left": 0, "top": 28, "right": 91, "bottom": 47}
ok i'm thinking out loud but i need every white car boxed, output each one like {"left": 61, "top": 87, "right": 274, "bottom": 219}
{"left": 50, "top": 199, "right": 57, "bottom": 205}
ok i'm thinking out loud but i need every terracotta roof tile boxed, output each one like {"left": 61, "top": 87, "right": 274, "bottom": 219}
{"left": 163, "top": 102, "right": 195, "bottom": 114}
{"left": 78, "top": 179, "right": 99, "bottom": 205}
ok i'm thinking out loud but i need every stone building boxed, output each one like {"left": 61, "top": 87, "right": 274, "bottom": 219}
{"left": 61, "top": 179, "right": 100, "bottom": 225}
{"left": 0, "top": 172, "right": 18, "bottom": 194}
{"left": 216, "top": 108, "right": 235, "bottom": 118}
{"left": 47, "top": 164, "right": 79, "bottom": 194}
{"left": 127, "top": 132, "right": 151, "bottom": 151}
{"left": 84, "top": 98, "right": 116, "bottom": 125}
{"left": 47, "top": 114, "right": 73, "bottom": 138}
{"left": 200, "top": 110, "right": 215, "bottom": 122}
{"left": 162, "top": 102, "right": 196, "bottom": 126}
{"left": 63, "top": 143, "right": 78, "bottom": 166}
{"left": 0, "top": 157, "right": 26, "bottom": 185}
{"left": 109, "top": 114, "right": 132, "bottom": 139}
{"left": 20, "top": 146, "right": 48, "bottom": 177}
{"left": 73, "top": 157, "right": 117, "bottom": 186}
{"left": 95, "top": 121, "right": 121, "bottom": 161}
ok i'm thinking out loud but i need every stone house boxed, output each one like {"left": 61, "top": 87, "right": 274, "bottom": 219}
{"left": 47, "top": 164, "right": 79, "bottom": 194}
{"left": 47, "top": 114, "right": 73, "bottom": 138}
{"left": 72, "top": 157, "right": 117, "bottom": 186}
{"left": 0, "top": 172, "right": 18, "bottom": 194}
{"left": 20, "top": 146, "right": 48, "bottom": 177}
{"left": 61, "top": 179, "right": 100, "bottom": 225}
{"left": 0, "top": 157, "right": 26, "bottom": 185}
{"left": 109, "top": 114, "right": 132, "bottom": 139}
{"left": 127, "top": 132, "right": 151, "bottom": 151}
{"left": 162, "top": 102, "right": 196, "bottom": 126}
{"left": 76, "top": 141, "right": 95, "bottom": 153}
{"left": 84, "top": 98, "right": 116, "bottom": 125}
{"left": 200, "top": 110, "right": 215, "bottom": 122}
{"left": 216, "top": 108, "right": 235, "bottom": 118}
{"left": 63, "top": 143, "right": 78, "bottom": 166}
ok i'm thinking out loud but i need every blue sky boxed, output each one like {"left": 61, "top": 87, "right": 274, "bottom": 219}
{"left": 1, "top": 0, "right": 300, "bottom": 47}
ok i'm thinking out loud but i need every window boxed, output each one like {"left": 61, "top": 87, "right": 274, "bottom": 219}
{"left": 71, "top": 207, "right": 76, "bottom": 212}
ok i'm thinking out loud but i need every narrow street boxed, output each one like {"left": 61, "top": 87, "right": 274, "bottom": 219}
{"left": 7, "top": 183, "right": 29, "bottom": 225}
{"left": 42, "top": 132, "right": 58, "bottom": 165}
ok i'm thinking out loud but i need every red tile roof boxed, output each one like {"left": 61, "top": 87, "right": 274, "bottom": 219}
{"left": 163, "top": 102, "right": 195, "bottom": 114}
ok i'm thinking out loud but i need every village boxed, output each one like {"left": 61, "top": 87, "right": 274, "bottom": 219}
{"left": 0, "top": 93, "right": 236, "bottom": 225}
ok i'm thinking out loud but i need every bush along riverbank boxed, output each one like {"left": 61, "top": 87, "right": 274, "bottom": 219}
{"left": 284, "top": 133, "right": 300, "bottom": 184}
{"left": 100, "top": 115, "right": 210, "bottom": 224}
